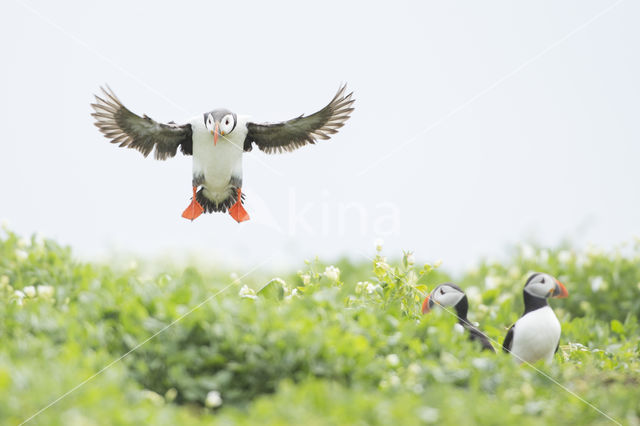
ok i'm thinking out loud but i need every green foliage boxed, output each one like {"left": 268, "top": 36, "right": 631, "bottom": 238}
{"left": 0, "top": 228, "right": 639, "bottom": 425}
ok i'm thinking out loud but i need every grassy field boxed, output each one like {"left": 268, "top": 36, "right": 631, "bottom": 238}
{"left": 1, "top": 228, "right": 639, "bottom": 425}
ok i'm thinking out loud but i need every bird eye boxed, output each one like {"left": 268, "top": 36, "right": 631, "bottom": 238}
{"left": 440, "top": 288, "right": 445, "bottom": 295}
{"left": 225, "top": 119, "right": 230, "bottom": 125}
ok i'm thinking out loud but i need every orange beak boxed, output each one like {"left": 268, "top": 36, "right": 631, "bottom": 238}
{"left": 553, "top": 280, "right": 569, "bottom": 298}
{"left": 213, "top": 123, "right": 219, "bottom": 146}
{"left": 421, "top": 294, "right": 431, "bottom": 314}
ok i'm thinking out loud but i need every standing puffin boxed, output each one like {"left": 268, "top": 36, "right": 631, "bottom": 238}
{"left": 91, "top": 85, "right": 354, "bottom": 222}
{"left": 502, "top": 273, "right": 569, "bottom": 363}
{"left": 422, "top": 283, "right": 495, "bottom": 352}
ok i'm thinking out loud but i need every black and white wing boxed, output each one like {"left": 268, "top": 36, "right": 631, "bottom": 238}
{"left": 91, "top": 86, "right": 193, "bottom": 160}
{"left": 467, "top": 326, "right": 495, "bottom": 352}
{"left": 243, "top": 84, "right": 354, "bottom": 154}
{"left": 502, "top": 324, "right": 515, "bottom": 353}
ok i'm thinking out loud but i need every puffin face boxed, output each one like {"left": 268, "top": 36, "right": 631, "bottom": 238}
{"left": 219, "top": 113, "right": 235, "bottom": 137}
{"left": 204, "top": 109, "right": 237, "bottom": 146}
{"left": 422, "top": 283, "right": 465, "bottom": 314}
{"left": 524, "top": 273, "right": 569, "bottom": 299}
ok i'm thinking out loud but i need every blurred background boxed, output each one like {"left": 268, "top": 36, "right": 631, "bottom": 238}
{"left": 1, "top": 0, "right": 639, "bottom": 271}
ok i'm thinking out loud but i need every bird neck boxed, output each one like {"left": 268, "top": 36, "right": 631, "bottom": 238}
{"left": 454, "top": 295, "right": 470, "bottom": 325}
{"left": 523, "top": 290, "right": 549, "bottom": 314}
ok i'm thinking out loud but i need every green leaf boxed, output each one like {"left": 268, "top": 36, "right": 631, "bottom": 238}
{"left": 611, "top": 319, "right": 625, "bottom": 336}
{"left": 257, "top": 279, "right": 285, "bottom": 301}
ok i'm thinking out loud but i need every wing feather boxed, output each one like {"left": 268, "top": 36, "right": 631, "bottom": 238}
{"left": 502, "top": 324, "right": 515, "bottom": 353}
{"left": 91, "top": 86, "right": 193, "bottom": 160}
{"left": 243, "top": 84, "right": 354, "bottom": 154}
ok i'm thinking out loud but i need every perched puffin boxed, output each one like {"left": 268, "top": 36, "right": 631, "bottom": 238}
{"left": 91, "top": 85, "right": 354, "bottom": 222}
{"left": 502, "top": 273, "right": 569, "bottom": 363}
{"left": 422, "top": 283, "right": 495, "bottom": 352}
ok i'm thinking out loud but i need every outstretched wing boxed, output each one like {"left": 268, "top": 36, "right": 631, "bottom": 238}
{"left": 243, "top": 84, "right": 354, "bottom": 154}
{"left": 91, "top": 86, "right": 193, "bottom": 160}
{"left": 502, "top": 324, "right": 515, "bottom": 353}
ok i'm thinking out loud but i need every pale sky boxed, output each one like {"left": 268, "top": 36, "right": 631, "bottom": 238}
{"left": 1, "top": 0, "right": 639, "bottom": 272}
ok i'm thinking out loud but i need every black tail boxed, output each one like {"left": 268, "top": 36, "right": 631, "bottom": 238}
{"left": 196, "top": 188, "right": 246, "bottom": 214}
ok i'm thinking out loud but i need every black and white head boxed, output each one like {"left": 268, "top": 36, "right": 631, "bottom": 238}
{"left": 422, "top": 282, "right": 466, "bottom": 314}
{"left": 523, "top": 273, "right": 569, "bottom": 300}
{"left": 203, "top": 109, "right": 237, "bottom": 145}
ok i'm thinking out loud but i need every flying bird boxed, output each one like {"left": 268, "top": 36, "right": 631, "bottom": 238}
{"left": 502, "top": 273, "right": 569, "bottom": 363}
{"left": 422, "top": 283, "right": 495, "bottom": 352}
{"left": 91, "top": 85, "right": 354, "bottom": 222}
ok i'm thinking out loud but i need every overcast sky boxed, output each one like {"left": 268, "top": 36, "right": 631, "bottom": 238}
{"left": 1, "top": 0, "right": 639, "bottom": 272}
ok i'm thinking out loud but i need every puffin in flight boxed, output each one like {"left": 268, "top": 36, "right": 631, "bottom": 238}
{"left": 422, "top": 283, "right": 495, "bottom": 352}
{"left": 91, "top": 85, "right": 354, "bottom": 222}
{"left": 502, "top": 273, "right": 569, "bottom": 363}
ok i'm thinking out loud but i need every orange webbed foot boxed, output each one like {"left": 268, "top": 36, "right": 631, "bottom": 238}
{"left": 229, "top": 188, "right": 250, "bottom": 223}
{"left": 182, "top": 187, "right": 204, "bottom": 221}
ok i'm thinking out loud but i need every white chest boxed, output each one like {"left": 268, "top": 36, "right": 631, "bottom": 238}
{"left": 511, "top": 306, "right": 561, "bottom": 364}
{"left": 189, "top": 117, "right": 248, "bottom": 188}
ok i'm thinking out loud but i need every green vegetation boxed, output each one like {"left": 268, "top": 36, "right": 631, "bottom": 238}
{"left": 1, "top": 228, "right": 639, "bottom": 425}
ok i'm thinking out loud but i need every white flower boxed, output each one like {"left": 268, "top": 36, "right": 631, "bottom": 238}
{"left": 375, "top": 261, "right": 390, "bottom": 271}
{"left": 538, "top": 249, "right": 549, "bottom": 264}
{"left": 521, "top": 244, "right": 535, "bottom": 260}
{"left": 590, "top": 276, "right": 605, "bottom": 292}
{"left": 14, "top": 290, "right": 25, "bottom": 299}
{"left": 386, "top": 354, "right": 400, "bottom": 367}
{"left": 375, "top": 238, "right": 384, "bottom": 252}
{"left": 285, "top": 288, "right": 301, "bottom": 302}
{"left": 23, "top": 286, "right": 36, "bottom": 298}
{"left": 408, "top": 363, "right": 422, "bottom": 375}
{"left": 238, "top": 285, "right": 257, "bottom": 299}
{"left": 34, "top": 233, "right": 45, "bottom": 249}
{"left": 164, "top": 388, "right": 178, "bottom": 402}
{"left": 230, "top": 272, "right": 239, "bottom": 281}
{"left": 433, "top": 259, "right": 443, "bottom": 268}
{"left": 358, "top": 281, "right": 381, "bottom": 295}
{"left": 558, "top": 250, "right": 572, "bottom": 264}
{"left": 471, "top": 357, "right": 491, "bottom": 370}
{"left": 484, "top": 276, "right": 499, "bottom": 290}
{"left": 205, "top": 390, "right": 222, "bottom": 408}
{"left": 586, "top": 244, "right": 602, "bottom": 257}
{"left": 416, "top": 407, "right": 439, "bottom": 423}
{"left": 301, "top": 274, "right": 311, "bottom": 285}
{"left": 453, "top": 323, "right": 465, "bottom": 334}
{"left": 37, "top": 285, "right": 55, "bottom": 298}
{"left": 365, "top": 282, "right": 381, "bottom": 294}
{"left": 507, "top": 266, "right": 521, "bottom": 279}
{"left": 465, "top": 286, "right": 481, "bottom": 304}
{"left": 389, "top": 374, "right": 401, "bottom": 387}
{"left": 15, "top": 249, "right": 28, "bottom": 261}
{"left": 324, "top": 266, "right": 340, "bottom": 281}
{"left": 17, "top": 237, "right": 30, "bottom": 248}
{"left": 141, "top": 390, "right": 164, "bottom": 406}
{"left": 406, "top": 253, "right": 415, "bottom": 265}
{"left": 575, "top": 253, "right": 589, "bottom": 268}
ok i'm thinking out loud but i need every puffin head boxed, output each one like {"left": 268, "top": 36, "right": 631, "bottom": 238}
{"left": 204, "top": 109, "right": 237, "bottom": 145}
{"left": 523, "top": 273, "right": 569, "bottom": 299}
{"left": 422, "top": 282, "right": 466, "bottom": 314}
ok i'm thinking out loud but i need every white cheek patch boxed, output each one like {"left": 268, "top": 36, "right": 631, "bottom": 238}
{"left": 435, "top": 289, "right": 464, "bottom": 307}
{"left": 525, "top": 281, "right": 553, "bottom": 298}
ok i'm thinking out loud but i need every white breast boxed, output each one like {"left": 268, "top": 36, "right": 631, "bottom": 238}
{"left": 510, "top": 306, "right": 561, "bottom": 364}
{"left": 189, "top": 116, "right": 248, "bottom": 202}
